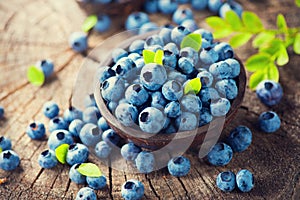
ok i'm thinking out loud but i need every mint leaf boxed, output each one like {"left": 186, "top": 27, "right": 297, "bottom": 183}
{"left": 77, "top": 163, "right": 102, "bottom": 177}
{"left": 259, "top": 39, "right": 282, "bottom": 56}
{"left": 276, "top": 43, "right": 289, "bottom": 66}
{"left": 293, "top": 33, "right": 300, "bottom": 54}
{"left": 27, "top": 65, "right": 45, "bottom": 86}
{"left": 249, "top": 70, "right": 266, "bottom": 90}
{"left": 277, "top": 14, "right": 288, "bottom": 33}
{"left": 225, "top": 10, "right": 243, "bottom": 31}
{"left": 184, "top": 77, "right": 202, "bottom": 95}
{"left": 82, "top": 15, "right": 98, "bottom": 33}
{"left": 154, "top": 50, "right": 163, "bottom": 65}
{"left": 229, "top": 32, "right": 252, "bottom": 48}
{"left": 0, "top": 147, "right": 2, "bottom": 153}
{"left": 206, "top": 16, "right": 232, "bottom": 39}
{"left": 252, "top": 32, "right": 275, "bottom": 48}
{"left": 296, "top": 0, "right": 300, "bottom": 7}
{"left": 180, "top": 33, "right": 202, "bottom": 51}
{"left": 55, "top": 144, "right": 69, "bottom": 164}
{"left": 267, "top": 63, "right": 279, "bottom": 82}
{"left": 143, "top": 50, "right": 155, "bottom": 64}
{"left": 245, "top": 53, "right": 271, "bottom": 72}
{"left": 242, "top": 11, "right": 264, "bottom": 33}
{"left": 213, "top": 29, "right": 233, "bottom": 39}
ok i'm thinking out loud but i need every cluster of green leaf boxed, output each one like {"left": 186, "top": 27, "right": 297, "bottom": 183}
{"left": 55, "top": 144, "right": 102, "bottom": 177}
{"left": 206, "top": 10, "right": 300, "bottom": 89}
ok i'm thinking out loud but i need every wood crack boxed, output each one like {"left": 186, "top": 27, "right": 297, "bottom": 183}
{"left": 3, "top": 11, "right": 16, "bottom": 31}
{"left": 108, "top": 167, "right": 114, "bottom": 200}
{"left": 145, "top": 174, "right": 161, "bottom": 200}
{"left": 177, "top": 177, "right": 191, "bottom": 200}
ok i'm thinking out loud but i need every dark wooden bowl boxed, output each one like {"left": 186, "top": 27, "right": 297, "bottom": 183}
{"left": 94, "top": 32, "right": 247, "bottom": 151}
{"left": 76, "top": 0, "right": 145, "bottom": 16}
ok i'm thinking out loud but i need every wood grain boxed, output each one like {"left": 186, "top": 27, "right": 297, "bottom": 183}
{"left": 0, "top": 0, "right": 299, "bottom": 199}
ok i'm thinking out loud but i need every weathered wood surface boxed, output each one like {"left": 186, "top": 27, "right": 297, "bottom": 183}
{"left": 0, "top": 0, "right": 299, "bottom": 199}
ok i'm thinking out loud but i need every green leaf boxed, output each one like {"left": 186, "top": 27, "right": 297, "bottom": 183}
{"left": 55, "top": 144, "right": 69, "bottom": 164}
{"left": 266, "top": 63, "right": 279, "bottom": 82}
{"left": 225, "top": 10, "right": 243, "bottom": 31}
{"left": 206, "top": 16, "right": 229, "bottom": 30}
{"left": 252, "top": 32, "right": 276, "bottom": 48}
{"left": 296, "top": 0, "right": 300, "bottom": 7}
{"left": 249, "top": 70, "right": 266, "bottom": 90}
{"left": 245, "top": 53, "right": 271, "bottom": 72}
{"left": 82, "top": 15, "right": 98, "bottom": 32}
{"left": 293, "top": 33, "right": 300, "bottom": 54}
{"left": 143, "top": 50, "right": 155, "bottom": 64}
{"left": 213, "top": 29, "right": 233, "bottom": 39}
{"left": 229, "top": 32, "right": 252, "bottom": 48}
{"left": 180, "top": 33, "right": 202, "bottom": 52}
{"left": 0, "top": 147, "right": 2, "bottom": 153}
{"left": 184, "top": 77, "right": 202, "bottom": 95}
{"left": 259, "top": 39, "right": 282, "bottom": 56}
{"left": 27, "top": 66, "right": 45, "bottom": 86}
{"left": 277, "top": 14, "right": 288, "bottom": 33}
{"left": 242, "top": 11, "right": 264, "bottom": 33}
{"left": 276, "top": 43, "right": 289, "bottom": 66}
{"left": 77, "top": 163, "right": 102, "bottom": 177}
{"left": 154, "top": 50, "right": 163, "bottom": 65}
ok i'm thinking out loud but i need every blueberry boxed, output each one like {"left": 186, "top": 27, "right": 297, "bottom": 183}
{"left": 162, "top": 80, "right": 183, "bottom": 101}
{"left": 168, "top": 156, "right": 191, "bottom": 177}
{"left": 159, "top": 28, "right": 172, "bottom": 45}
{"left": 115, "top": 103, "right": 138, "bottom": 127}
{"left": 0, "top": 136, "right": 11, "bottom": 151}
{"left": 121, "top": 179, "right": 145, "bottom": 200}
{"left": 0, "top": 150, "right": 20, "bottom": 171}
{"left": 214, "top": 42, "right": 234, "bottom": 61}
{"left": 97, "top": 117, "right": 109, "bottom": 132}
{"left": 167, "top": 70, "right": 187, "bottom": 84}
{"left": 36, "top": 59, "right": 54, "bottom": 78}
{"left": 151, "top": 91, "right": 167, "bottom": 109}
{"left": 135, "top": 151, "right": 155, "bottom": 174}
{"left": 112, "top": 57, "right": 135, "bottom": 78}
{"left": 206, "top": 142, "right": 233, "bottom": 166}
{"left": 158, "top": 0, "right": 178, "bottom": 14}
{"left": 84, "top": 94, "right": 97, "bottom": 108}
{"left": 201, "top": 38, "right": 212, "bottom": 49}
{"left": 49, "top": 117, "right": 68, "bottom": 133}
{"left": 0, "top": 106, "right": 4, "bottom": 118}
{"left": 26, "top": 121, "right": 46, "bottom": 140}
{"left": 69, "top": 163, "right": 86, "bottom": 184}
{"left": 121, "top": 142, "right": 141, "bottom": 161}
{"left": 163, "top": 123, "right": 178, "bottom": 134}
{"left": 219, "top": 1, "right": 243, "bottom": 18}
{"left": 227, "top": 126, "right": 252, "bottom": 152}
{"left": 180, "top": 47, "right": 199, "bottom": 65}
{"left": 199, "top": 87, "right": 220, "bottom": 107}
{"left": 87, "top": 175, "right": 107, "bottom": 190}
{"left": 199, "top": 107, "right": 213, "bottom": 127}
{"left": 139, "top": 22, "right": 159, "bottom": 35}
{"left": 171, "top": 26, "right": 191, "bottom": 46}
{"left": 164, "top": 42, "right": 179, "bottom": 55}
{"left": 125, "top": 84, "right": 149, "bottom": 106}
{"left": 197, "top": 70, "right": 214, "bottom": 87}
{"left": 194, "top": 28, "right": 214, "bottom": 44}
{"left": 83, "top": 106, "right": 101, "bottom": 124}
{"left": 95, "top": 141, "right": 112, "bottom": 159}
{"left": 129, "top": 39, "right": 145, "bottom": 54}
{"left": 256, "top": 80, "right": 283, "bottom": 106}
{"left": 224, "top": 58, "right": 240, "bottom": 78}
{"left": 125, "top": 12, "right": 150, "bottom": 31}
{"left": 175, "top": 111, "right": 198, "bottom": 131}
{"left": 143, "top": 0, "right": 158, "bottom": 13}
{"left": 101, "top": 76, "right": 125, "bottom": 102}
{"left": 236, "top": 169, "right": 254, "bottom": 192}
{"left": 216, "top": 171, "right": 236, "bottom": 192}
{"left": 258, "top": 111, "right": 281, "bottom": 133}
{"left": 172, "top": 7, "right": 194, "bottom": 25}
{"left": 144, "top": 34, "right": 164, "bottom": 49}
{"left": 64, "top": 106, "right": 83, "bottom": 123}
{"left": 210, "top": 98, "right": 231, "bottom": 117}
{"left": 164, "top": 101, "right": 181, "bottom": 118}
{"left": 69, "top": 119, "right": 85, "bottom": 138}
{"left": 178, "top": 57, "right": 195, "bottom": 75}
{"left": 191, "top": 0, "right": 208, "bottom": 10}
{"left": 112, "top": 48, "right": 128, "bottom": 63}
{"left": 75, "top": 187, "right": 97, "bottom": 200}
{"left": 94, "top": 14, "right": 111, "bottom": 32}
{"left": 209, "top": 61, "right": 233, "bottom": 80}
{"left": 181, "top": 19, "right": 199, "bottom": 32}
{"left": 66, "top": 143, "right": 89, "bottom": 166}
{"left": 128, "top": 53, "right": 142, "bottom": 62}
{"left": 38, "top": 149, "right": 58, "bottom": 169}
{"left": 199, "top": 47, "right": 219, "bottom": 65}
{"left": 140, "top": 63, "right": 167, "bottom": 91}
{"left": 215, "top": 79, "right": 238, "bottom": 100}
{"left": 163, "top": 49, "right": 178, "bottom": 69}
{"left": 181, "top": 94, "right": 202, "bottom": 113}
{"left": 102, "top": 128, "right": 121, "bottom": 146}
{"left": 43, "top": 101, "right": 59, "bottom": 119}
{"left": 69, "top": 32, "right": 88, "bottom": 53}
{"left": 208, "top": 0, "right": 224, "bottom": 13}
{"left": 79, "top": 123, "right": 102, "bottom": 147}
{"left": 48, "top": 130, "right": 74, "bottom": 150}
{"left": 134, "top": 58, "right": 145, "bottom": 69}
{"left": 139, "top": 107, "right": 166, "bottom": 134}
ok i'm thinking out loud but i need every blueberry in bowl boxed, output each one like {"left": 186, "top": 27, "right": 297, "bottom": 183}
{"left": 93, "top": 27, "right": 246, "bottom": 151}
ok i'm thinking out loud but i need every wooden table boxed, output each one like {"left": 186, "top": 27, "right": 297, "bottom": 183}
{"left": 0, "top": 0, "right": 299, "bottom": 199}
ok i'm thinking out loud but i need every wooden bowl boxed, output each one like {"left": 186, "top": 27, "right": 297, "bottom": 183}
{"left": 94, "top": 32, "right": 247, "bottom": 151}
{"left": 76, "top": 0, "right": 145, "bottom": 16}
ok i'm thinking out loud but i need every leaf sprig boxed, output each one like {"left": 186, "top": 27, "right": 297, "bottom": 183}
{"left": 206, "top": 10, "right": 300, "bottom": 89}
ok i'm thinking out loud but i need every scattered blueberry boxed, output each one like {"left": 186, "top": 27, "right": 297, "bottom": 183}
{"left": 69, "top": 119, "right": 85, "bottom": 138}
{"left": 0, "top": 150, "right": 20, "bottom": 171}
{"left": 69, "top": 163, "right": 86, "bottom": 184}
{"left": 227, "top": 125, "right": 252, "bottom": 152}
{"left": 135, "top": 151, "right": 155, "bottom": 174}
{"left": 121, "top": 179, "right": 144, "bottom": 200}
{"left": 216, "top": 171, "right": 236, "bottom": 192}
{"left": 26, "top": 121, "right": 46, "bottom": 140}
{"left": 36, "top": 59, "right": 54, "bottom": 78}
{"left": 69, "top": 32, "right": 88, "bottom": 53}
{"left": 256, "top": 80, "right": 283, "bottom": 107}
{"left": 94, "top": 14, "right": 111, "bottom": 33}
{"left": 172, "top": 7, "right": 194, "bottom": 25}
{"left": 66, "top": 143, "right": 89, "bottom": 166}
{"left": 48, "top": 117, "right": 68, "bottom": 133}
{"left": 121, "top": 142, "right": 142, "bottom": 161}
{"left": 258, "top": 111, "right": 281, "bottom": 133}
{"left": 43, "top": 101, "right": 59, "bottom": 119}
{"left": 63, "top": 106, "right": 83, "bottom": 123}
{"left": 206, "top": 142, "right": 233, "bottom": 166}
{"left": 47, "top": 129, "right": 74, "bottom": 150}
{"left": 97, "top": 117, "right": 109, "bottom": 132}
{"left": 38, "top": 149, "right": 58, "bottom": 169}
{"left": 102, "top": 128, "right": 121, "bottom": 146}
{"left": 83, "top": 106, "right": 101, "bottom": 124}
{"left": 0, "top": 106, "right": 4, "bottom": 118}
{"left": 236, "top": 169, "right": 254, "bottom": 192}
{"left": 167, "top": 156, "right": 191, "bottom": 177}
{"left": 86, "top": 175, "right": 107, "bottom": 190}
{"left": 95, "top": 141, "right": 112, "bottom": 159}
{"left": 75, "top": 187, "right": 97, "bottom": 200}
{"left": 125, "top": 12, "right": 150, "bottom": 31}
{"left": 0, "top": 136, "right": 12, "bottom": 151}
{"left": 79, "top": 123, "right": 102, "bottom": 147}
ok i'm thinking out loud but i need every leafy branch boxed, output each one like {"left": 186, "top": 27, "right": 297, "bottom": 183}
{"left": 206, "top": 10, "right": 300, "bottom": 89}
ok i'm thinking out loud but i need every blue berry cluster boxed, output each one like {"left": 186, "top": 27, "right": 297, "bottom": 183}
{"left": 0, "top": 136, "right": 20, "bottom": 171}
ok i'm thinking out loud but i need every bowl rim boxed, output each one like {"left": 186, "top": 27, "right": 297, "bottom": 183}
{"left": 93, "top": 30, "right": 246, "bottom": 145}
